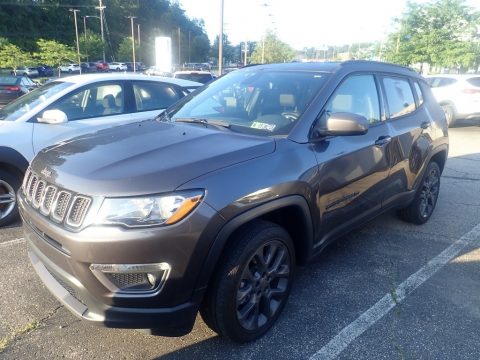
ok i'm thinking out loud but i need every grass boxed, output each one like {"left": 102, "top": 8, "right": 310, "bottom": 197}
{"left": 0, "top": 320, "right": 40, "bottom": 353}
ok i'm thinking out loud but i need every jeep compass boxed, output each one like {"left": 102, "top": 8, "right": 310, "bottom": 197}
{"left": 18, "top": 61, "right": 448, "bottom": 342}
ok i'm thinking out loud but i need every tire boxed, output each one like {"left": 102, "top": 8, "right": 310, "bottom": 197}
{"left": 200, "top": 220, "right": 295, "bottom": 342}
{"left": 398, "top": 161, "right": 441, "bottom": 225}
{"left": 0, "top": 169, "right": 22, "bottom": 227}
{"left": 441, "top": 104, "right": 456, "bottom": 127}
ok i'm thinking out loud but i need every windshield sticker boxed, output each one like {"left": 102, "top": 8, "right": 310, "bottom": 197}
{"left": 251, "top": 122, "right": 276, "bottom": 131}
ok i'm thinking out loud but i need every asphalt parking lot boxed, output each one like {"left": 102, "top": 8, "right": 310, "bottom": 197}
{"left": 1, "top": 120, "right": 479, "bottom": 360}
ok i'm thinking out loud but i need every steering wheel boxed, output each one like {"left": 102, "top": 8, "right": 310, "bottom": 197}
{"left": 281, "top": 112, "right": 299, "bottom": 122}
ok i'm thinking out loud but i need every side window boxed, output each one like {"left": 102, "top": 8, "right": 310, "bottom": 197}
{"left": 413, "top": 81, "right": 424, "bottom": 107}
{"left": 382, "top": 77, "right": 415, "bottom": 119}
{"left": 133, "top": 81, "right": 181, "bottom": 112}
{"left": 46, "top": 83, "right": 124, "bottom": 121}
{"left": 325, "top": 74, "right": 381, "bottom": 125}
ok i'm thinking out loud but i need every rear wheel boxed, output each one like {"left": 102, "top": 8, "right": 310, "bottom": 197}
{"left": 0, "top": 169, "right": 22, "bottom": 227}
{"left": 398, "top": 161, "right": 441, "bottom": 224}
{"left": 441, "top": 104, "right": 456, "bottom": 127}
{"left": 200, "top": 220, "right": 295, "bottom": 343}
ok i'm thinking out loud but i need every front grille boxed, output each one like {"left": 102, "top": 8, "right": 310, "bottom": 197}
{"left": 22, "top": 168, "right": 91, "bottom": 228}
{"left": 46, "top": 267, "right": 87, "bottom": 307}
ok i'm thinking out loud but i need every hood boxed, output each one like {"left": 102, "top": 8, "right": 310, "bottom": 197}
{"left": 31, "top": 120, "right": 275, "bottom": 196}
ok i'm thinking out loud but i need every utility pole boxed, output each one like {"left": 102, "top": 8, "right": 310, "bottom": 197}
{"left": 178, "top": 27, "right": 181, "bottom": 66}
{"left": 70, "top": 9, "right": 81, "bottom": 74}
{"left": 137, "top": 23, "right": 141, "bottom": 62}
{"left": 96, "top": 0, "right": 106, "bottom": 62}
{"left": 218, "top": 0, "right": 224, "bottom": 76}
{"left": 243, "top": 40, "right": 248, "bottom": 66}
{"left": 127, "top": 16, "right": 137, "bottom": 72}
{"left": 188, "top": 31, "right": 191, "bottom": 64}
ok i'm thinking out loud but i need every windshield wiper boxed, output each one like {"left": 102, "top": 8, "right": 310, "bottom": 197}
{"left": 174, "top": 118, "right": 231, "bottom": 130}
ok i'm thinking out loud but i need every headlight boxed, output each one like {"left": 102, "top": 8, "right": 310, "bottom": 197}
{"left": 95, "top": 190, "right": 204, "bottom": 228}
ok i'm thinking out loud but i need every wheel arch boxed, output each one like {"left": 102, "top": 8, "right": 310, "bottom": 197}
{"left": 0, "top": 147, "right": 28, "bottom": 176}
{"left": 429, "top": 147, "right": 448, "bottom": 174}
{"left": 196, "top": 195, "right": 314, "bottom": 292}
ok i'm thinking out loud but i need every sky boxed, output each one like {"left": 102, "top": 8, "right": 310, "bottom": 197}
{"left": 178, "top": 0, "right": 480, "bottom": 50}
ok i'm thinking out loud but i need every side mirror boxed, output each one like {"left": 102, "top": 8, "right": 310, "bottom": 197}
{"left": 38, "top": 109, "right": 68, "bottom": 124}
{"left": 314, "top": 112, "right": 369, "bottom": 137}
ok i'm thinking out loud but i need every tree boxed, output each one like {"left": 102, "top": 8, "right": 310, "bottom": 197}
{"left": 116, "top": 37, "right": 139, "bottom": 62}
{"left": 384, "top": 0, "right": 480, "bottom": 71}
{"left": 250, "top": 31, "right": 295, "bottom": 64}
{"left": 80, "top": 31, "right": 104, "bottom": 61}
{"left": 0, "top": 43, "right": 33, "bottom": 71}
{"left": 34, "top": 39, "right": 77, "bottom": 67}
{"left": 211, "top": 34, "right": 235, "bottom": 66}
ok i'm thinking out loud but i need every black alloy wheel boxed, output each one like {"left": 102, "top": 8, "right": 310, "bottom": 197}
{"left": 236, "top": 240, "right": 291, "bottom": 331}
{"left": 200, "top": 220, "right": 295, "bottom": 342}
{"left": 398, "top": 161, "right": 441, "bottom": 224}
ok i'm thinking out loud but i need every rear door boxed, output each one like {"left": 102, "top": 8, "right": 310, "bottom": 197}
{"left": 380, "top": 75, "right": 434, "bottom": 207}
{"left": 313, "top": 73, "right": 393, "bottom": 246}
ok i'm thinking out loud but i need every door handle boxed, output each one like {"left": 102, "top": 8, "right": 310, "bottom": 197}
{"left": 375, "top": 136, "right": 392, "bottom": 147}
{"left": 421, "top": 121, "right": 431, "bottom": 129}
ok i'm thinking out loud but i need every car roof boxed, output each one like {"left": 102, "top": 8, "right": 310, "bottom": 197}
{"left": 174, "top": 70, "right": 212, "bottom": 75}
{"left": 54, "top": 73, "right": 202, "bottom": 87}
{"left": 425, "top": 74, "right": 480, "bottom": 79}
{"left": 242, "top": 60, "right": 420, "bottom": 78}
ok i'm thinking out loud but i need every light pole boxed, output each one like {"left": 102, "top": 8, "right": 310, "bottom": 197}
{"left": 137, "top": 23, "right": 141, "bottom": 62}
{"left": 70, "top": 8, "right": 81, "bottom": 74}
{"left": 218, "top": 0, "right": 224, "bottom": 76}
{"left": 127, "top": 16, "right": 137, "bottom": 72}
{"left": 96, "top": 0, "right": 106, "bottom": 62}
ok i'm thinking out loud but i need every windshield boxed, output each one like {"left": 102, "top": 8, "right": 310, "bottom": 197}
{"left": 169, "top": 68, "right": 329, "bottom": 136}
{"left": 0, "top": 81, "right": 72, "bottom": 121}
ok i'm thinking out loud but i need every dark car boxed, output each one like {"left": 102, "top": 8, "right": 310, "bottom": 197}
{"left": 125, "top": 61, "right": 146, "bottom": 72}
{"left": 19, "top": 61, "right": 448, "bottom": 343}
{"left": 37, "top": 65, "right": 54, "bottom": 77}
{"left": 173, "top": 70, "right": 215, "bottom": 84}
{"left": 0, "top": 75, "right": 36, "bottom": 107}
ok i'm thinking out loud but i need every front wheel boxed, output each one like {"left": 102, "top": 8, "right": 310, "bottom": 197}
{"left": 200, "top": 220, "right": 295, "bottom": 342}
{"left": 398, "top": 161, "right": 441, "bottom": 224}
{"left": 0, "top": 169, "right": 22, "bottom": 227}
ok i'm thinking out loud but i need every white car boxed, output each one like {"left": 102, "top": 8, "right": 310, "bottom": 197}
{"left": 59, "top": 63, "right": 81, "bottom": 73}
{"left": 0, "top": 73, "right": 202, "bottom": 226}
{"left": 109, "top": 62, "right": 128, "bottom": 71}
{"left": 426, "top": 74, "right": 480, "bottom": 126}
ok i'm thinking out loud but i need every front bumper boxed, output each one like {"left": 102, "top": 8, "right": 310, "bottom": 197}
{"left": 19, "top": 191, "right": 223, "bottom": 336}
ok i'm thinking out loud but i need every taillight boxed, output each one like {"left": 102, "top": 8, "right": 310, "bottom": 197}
{"left": 462, "top": 88, "right": 480, "bottom": 94}
{"left": 5, "top": 86, "right": 20, "bottom": 91}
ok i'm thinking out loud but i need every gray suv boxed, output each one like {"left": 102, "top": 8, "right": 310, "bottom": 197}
{"left": 18, "top": 61, "right": 448, "bottom": 342}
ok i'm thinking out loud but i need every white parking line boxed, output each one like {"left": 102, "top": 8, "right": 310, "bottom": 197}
{"left": 310, "top": 223, "right": 480, "bottom": 360}
{"left": 0, "top": 237, "right": 25, "bottom": 247}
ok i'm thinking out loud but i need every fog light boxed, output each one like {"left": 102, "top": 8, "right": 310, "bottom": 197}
{"left": 90, "top": 263, "right": 171, "bottom": 296}
{"left": 147, "top": 273, "right": 156, "bottom": 287}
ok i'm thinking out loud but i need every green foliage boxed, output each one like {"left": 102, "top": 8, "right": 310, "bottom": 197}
{"left": 116, "top": 37, "right": 138, "bottom": 62}
{"left": 34, "top": 39, "right": 77, "bottom": 67}
{"left": 211, "top": 34, "right": 236, "bottom": 65}
{"left": 385, "top": 0, "right": 480, "bottom": 70}
{"left": 0, "top": 43, "right": 34, "bottom": 69}
{"left": 250, "top": 31, "right": 295, "bottom": 64}
{"left": 80, "top": 31, "right": 104, "bottom": 61}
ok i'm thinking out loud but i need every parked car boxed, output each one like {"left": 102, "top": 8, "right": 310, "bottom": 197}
{"left": 109, "top": 62, "right": 128, "bottom": 71}
{"left": 145, "top": 66, "right": 172, "bottom": 77}
{"left": 426, "top": 74, "right": 480, "bottom": 127}
{"left": 0, "top": 73, "right": 201, "bottom": 226}
{"left": 95, "top": 61, "right": 109, "bottom": 72}
{"left": 12, "top": 66, "right": 39, "bottom": 78}
{"left": 18, "top": 61, "right": 448, "bottom": 342}
{"left": 59, "top": 63, "right": 81, "bottom": 73}
{"left": 36, "top": 65, "right": 54, "bottom": 77}
{"left": 126, "top": 62, "right": 146, "bottom": 72}
{"left": 173, "top": 70, "right": 215, "bottom": 84}
{"left": 80, "top": 62, "right": 97, "bottom": 74}
{"left": 0, "top": 75, "right": 37, "bottom": 107}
